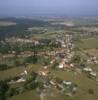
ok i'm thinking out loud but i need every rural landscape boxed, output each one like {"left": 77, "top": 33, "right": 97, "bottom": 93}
{"left": 0, "top": 17, "right": 98, "bottom": 100}
{"left": 0, "top": 0, "right": 98, "bottom": 100}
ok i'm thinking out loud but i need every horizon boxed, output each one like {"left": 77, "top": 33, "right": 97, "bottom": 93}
{"left": 0, "top": 0, "right": 98, "bottom": 17}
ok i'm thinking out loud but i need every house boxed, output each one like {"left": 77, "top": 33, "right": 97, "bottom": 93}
{"left": 2, "top": 54, "right": 15, "bottom": 59}
{"left": 70, "top": 63, "right": 74, "bottom": 67}
{"left": 50, "top": 60, "right": 55, "bottom": 64}
{"left": 16, "top": 77, "right": 26, "bottom": 83}
{"left": 64, "top": 64, "right": 70, "bottom": 70}
{"left": 38, "top": 69, "right": 49, "bottom": 76}
{"left": 94, "top": 60, "right": 98, "bottom": 64}
{"left": 58, "top": 63, "right": 64, "bottom": 69}
{"left": 89, "top": 71, "right": 97, "bottom": 77}
{"left": 49, "top": 80, "right": 56, "bottom": 86}
{"left": 8, "top": 75, "right": 26, "bottom": 84}
{"left": 63, "top": 58, "right": 69, "bottom": 63}
{"left": 20, "top": 70, "right": 28, "bottom": 76}
{"left": 43, "top": 66, "right": 48, "bottom": 69}
{"left": 63, "top": 81, "right": 72, "bottom": 86}
{"left": 56, "top": 83, "right": 64, "bottom": 90}
{"left": 87, "top": 56, "right": 98, "bottom": 64}
{"left": 83, "top": 67, "right": 92, "bottom": 72}
{"left": 58, "top": 59, "right": 71, "bottom": 70}
{"left": 24, "top": 70, "right": 28, "bottom": 75}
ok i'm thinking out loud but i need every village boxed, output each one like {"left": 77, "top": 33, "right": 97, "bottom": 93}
{"left": 0, "top": 33, "right": 98, "bottom": 100}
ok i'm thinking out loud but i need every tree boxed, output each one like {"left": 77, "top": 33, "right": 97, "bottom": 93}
{"left": 0, "top": 81, "right": 9, "bottom": 100}
{"left": 23, "top": 71, "right": 38, "bottom": 91}
{"left": 26, "top": 56, "right": 38, "bottom": 64}
{"left": 14, "top": 60, "right": 22, "bottom": 67}
{"left": 88, "top": 88, "right": 94, "bottom": 95}
{"left": 51, "top": 61, "right": 59, "bottom": 69}
{"left": 7, "top": 88, "right": 17, "bottom": 97}
{"left": 0, "top": 64, "right": 8, "bottom": 71}
{"left": 73, "top": 53, "right": 81, "bottom": 64}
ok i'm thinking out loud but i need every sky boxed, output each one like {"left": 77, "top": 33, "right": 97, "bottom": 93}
{"left": 0, "top": 0, "right": 98, "bottom": 16}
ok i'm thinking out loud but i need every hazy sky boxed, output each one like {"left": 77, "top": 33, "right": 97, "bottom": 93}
{"left": 0, "top": 0, "right": 98, "bottom": 16}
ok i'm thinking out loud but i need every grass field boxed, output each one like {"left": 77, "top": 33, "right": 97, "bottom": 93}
{"left": 8, "top": 70, "right": 98, "bottom": 100}
{"left": 0, "top": 64, "right": 42, "bottom": 80}
{"left": 50, "top": 70, "right": 98, "bottom": 100}
{"left": 3, "top": 36, "right": 98, "bottom": 100}
{"left": 76, "top": 37, "right": 98, "bottom": 49}
{"left": 32, "top": 29, "right": 78, "bottom": 39}
{"left": 8, "top": 90, "right": 39, "bottom": 100}
{"left": 85, "top": 49, "right": 98, "bottom": 58}
{"left": 8, "top": 89, "right": 71, "bottom": 100}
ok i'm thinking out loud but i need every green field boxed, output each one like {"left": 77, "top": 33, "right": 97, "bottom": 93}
{"left": 8, "top": 88, "right": 70, "bottom": 100}
{"left": 3, "top": 36, "right": 98, "bottom": 100}
{"left": 50, "top": 70, "right": 98, "bottom": 100}
{"left": 0, "top": 64, "right": 42, "bottom": 80}
{"left": 8, "top": 90, "right": 39, "bottom": 100}
{"left": 76, "top": 37, "right": 98, "bottom": 49}
{"left": 7, "top": 70, "right": 98, "bottom": 100}
{"left": 84, "top": 49, "right": 98, "bottom": 58}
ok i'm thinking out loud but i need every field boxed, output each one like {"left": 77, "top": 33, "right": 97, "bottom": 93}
{"left": 8, "top": 88, "right": 69, "bottom": 100}
{"left": 0, "top": 64, "right": 42, "bottom": 80}
{"left": 51, "top": 70, "right": 98, "bottom": 100}
{"left": 1, "top": 18, "right": 98, "bottom": 100}
{"left": 85, "top": 49, "right": 98, "bottom": 58}
{"left": 8, "top": 70, "right": 98, "bottom": 100}
{"left": 76, "top": 37, "right": 98, "bottom": 49}
{"left": 8, "top": 90, "right": 39, "bottom": 100}
{"left": 2, "top": 61, "right": 98, "bottom": 100}
{"left": 2, "top": 35, "right": 98, "bottom": 100}
{"left": 76, "top": 36, "right": 98, "bottom": 58}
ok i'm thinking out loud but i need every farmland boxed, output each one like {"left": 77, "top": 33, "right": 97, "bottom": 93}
{"left": 0, "top": 17, "right": 98, "bottom": 100}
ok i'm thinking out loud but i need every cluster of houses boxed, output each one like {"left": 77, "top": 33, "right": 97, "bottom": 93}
{"left": 3, "top": 33, "right": 98, "bottom": 98}
{"left": 83, "top": 67, "right": 98, "bottom": 81}
{"left": 8, "top": 70, "right": 28, "bottom": 84}
{"left": 87, "top": 56, "right": 98, "bottom": 65}
{"left": 81, "top": 55, "right": 98, "bottom": 81}
{"left": 37, "top": 67, "right": 78, "bottom": 97}
{"left": 6, "top": 34, "right": 97, "bottom": 98}
{"left": 2, "top": 29, "right": 98, "bottom": 100}
{"left": 55, "top": 35, "right": 75, "bottom": 70}
{"left": 5, "top": 37, "right": 40, "bottom": 44}
{"left": 58, "top": 58, "right": 74, "bottom": 70}
{"left": 8, "top": 64, "right": 78, "bottom": 97}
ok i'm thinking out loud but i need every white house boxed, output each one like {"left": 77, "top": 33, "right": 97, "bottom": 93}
{"left": 83, "top": 67, "right": 92, "bottom": 72}
{"left": 90, "top": 71, "right": 97, "bottom": 77}
{"left": 58, "top": 63, "right": 64, "bottom": 69}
